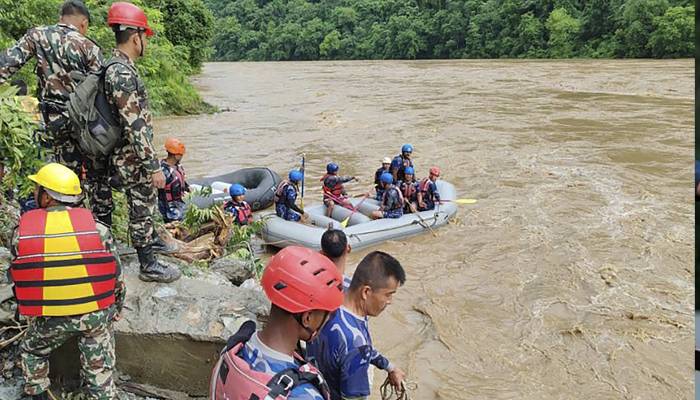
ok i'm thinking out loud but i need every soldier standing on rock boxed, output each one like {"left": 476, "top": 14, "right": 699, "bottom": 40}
{"left": 8, "top": 163, "right": 124, "bottom": 400}
{"left": 0, "top": 1, "right": 111, "bottom": 214}
{"left": 102, "top": 2, "right": 181, "bottom": 283}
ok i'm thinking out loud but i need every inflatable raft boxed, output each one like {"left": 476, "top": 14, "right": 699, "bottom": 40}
{"left": 189, "top": 167, "right": 281, "bottom": 211}
{"left": 261, "top": 180, "right": 458, "bottom": 251}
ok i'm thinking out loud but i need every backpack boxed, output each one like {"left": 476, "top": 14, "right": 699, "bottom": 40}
{"left": 65, "top": 58, "right": 130, "bottom": 159}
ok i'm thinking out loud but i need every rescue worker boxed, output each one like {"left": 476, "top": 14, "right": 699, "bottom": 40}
{"left": 157, "top": 138, "right": 189, "bottom": 223}
{"left": 307, "top": 251, "right": 407, "bottom": 400}
{"left": 320, "top": 162, "right": 357, "bottom": 217}
{"left": 391, "top": 144, "right": 415, "bottom": 183}
{"left": 103, "top": 2, "right": 180, "bottom": 282}
{"left": 374, "top": 157, "right": 392, "bottom": 200}
{"left": 275, "top": 169, "right": 308, "bottom": 222}
{"left": 8, "top": 163, "right": 124, "bottom": 400}
{"left": 417, "top": 166, "right": 442, "bottom": 211}
{"left": 320, "top": 229, "right": 352, "bottom": 290}
{"left": 210, "top": 246, "right": 343, "bottom": 400}
{"left": 398, "top": 166, "right": 418, "bottom": 213}
{"left": 0, "top": 1, "right": 110, "bottom": 221}
{"left": 370, "top": 173, "right": 404, "bottom": 220}
{"left": 223, "top": 183, "right": 253, "bottom": 226}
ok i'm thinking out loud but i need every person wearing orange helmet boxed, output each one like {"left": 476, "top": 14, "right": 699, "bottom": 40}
{"left": 101, "top": 2, "right": 180, "bottom": 283}
{"left": 417, "top": 166, "right": 442, "bottom": 211}
{"left": 158, "top": 138, "right": 190, "bottom": 222}
{"left": 210, "top": 246, "right": 343, "bottom": 400}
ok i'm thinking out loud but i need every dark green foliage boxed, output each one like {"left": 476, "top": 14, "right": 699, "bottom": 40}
{"left": 205, "top": 0, "right": 694, "bottom": 60}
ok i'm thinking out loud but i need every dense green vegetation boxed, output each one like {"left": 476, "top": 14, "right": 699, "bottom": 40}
{"left": 0, "top": 0, "right": 216, "bottom": 115}
{"left": 205, "top": 0, "right": 694, "bottom": 60}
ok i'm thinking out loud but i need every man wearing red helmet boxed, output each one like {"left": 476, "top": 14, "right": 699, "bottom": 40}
{"left": 210, "top": 246, "right": 344, "bottom": 400}
{"left": 417, "top": 166, "right": 442, "bottom": 211}
{"left": 100, "top": 2, "right": 180, "bottom": 283}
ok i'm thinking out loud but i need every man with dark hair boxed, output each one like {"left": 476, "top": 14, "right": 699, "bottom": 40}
{"left": 100, "top": 2, "right": 180, "bottom": 283}
{"left": 307, "top": 251, "right": 407, "bottom": 400}
{"left": 0, "top": 0, "right": 101, "bottom": 170}
{"left": 320, "top": 229, "right": 352, "bottom": 290}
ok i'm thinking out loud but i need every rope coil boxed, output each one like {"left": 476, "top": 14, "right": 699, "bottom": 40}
{"left": 380, "top": 378, "right": 416, "bottom": 400}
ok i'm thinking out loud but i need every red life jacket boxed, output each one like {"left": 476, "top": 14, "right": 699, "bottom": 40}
{"left": 211, "top": 321, "right": 331, "bottom": 400}
{"left": 382, "top": 184, "right": 404, "bottom": 211}
{"left": 401, "top": 180, "right": 417, "bottom": 201}
{"left": 418, "top": 178, "right": 433, "bottom": 194}
{"left": 162, "top": 161, "right": 187, "bottom": 202}
{"left": 10, "top": 208, "right": 117, "bottom": 317}
{"left": 320, "top": 174, "right": 345, "bottom": 201}
{"left": 229, "top": 201, "right": 252, "bottom": 225}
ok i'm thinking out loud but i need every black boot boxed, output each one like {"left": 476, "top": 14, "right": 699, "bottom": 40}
{"left": 151, "top": 231, "right": 178, "bottom": 254}
{"left": 136, "top": 245, "right": 182, "bottom": 283}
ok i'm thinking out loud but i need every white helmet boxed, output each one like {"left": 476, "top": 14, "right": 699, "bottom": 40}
{"left": 382, "top": 157, "right": 392, "bottom": 164}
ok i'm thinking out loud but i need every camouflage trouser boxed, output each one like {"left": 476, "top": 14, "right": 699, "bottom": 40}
{"left": 20, "top": 307, "right": 117, "bottom": 399}
{"left": 114, "top": 161, "right": 157, "bottom": 249}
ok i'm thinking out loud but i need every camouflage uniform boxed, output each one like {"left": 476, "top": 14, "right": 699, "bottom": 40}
{"left": 103, "top": 49, "right": 160, "bottom": 248}
{"left": 0, "top": 23, "right": 103, "bottom": 169}
{"left": 0, "top": 24, "right": 113, "bottom": 225}
{"left": 10, "top": 206, "right": 125, "bottom": 399}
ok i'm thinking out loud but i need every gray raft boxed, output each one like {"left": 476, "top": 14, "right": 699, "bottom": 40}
{"left": 188, "top": 167, "right": 281, "bottom": 211}
{"left": 260, "top": 180, "right": 458, "bottom": 251}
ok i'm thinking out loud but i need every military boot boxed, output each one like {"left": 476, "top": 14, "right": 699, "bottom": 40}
{"left": 151, "top": 231, "right": 178, "bottom": 254}
{"left": 136, "top": 245, "right": 181, "bottom": 283}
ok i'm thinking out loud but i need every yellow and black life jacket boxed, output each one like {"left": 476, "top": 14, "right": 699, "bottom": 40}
{"left": 10, "top": 207, "right": 118, "bottom": 317}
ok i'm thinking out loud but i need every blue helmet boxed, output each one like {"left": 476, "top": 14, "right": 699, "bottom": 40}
{"left": 229, "top": 183, "right": 246, "bottom": 197}
{"left": 289, "top": 169, "right": 303, "bottom": 182}
{"left": 326, "top": 162, "right": 339, "bottom": 174}
{"left": 401, "top": 144, "right": 413, "bottom": 153}
{"left": 404, "top": 166, "right": 414, "bottom": 175}
{"left": 380, "top": 172, "right": 394, "bottom": 184}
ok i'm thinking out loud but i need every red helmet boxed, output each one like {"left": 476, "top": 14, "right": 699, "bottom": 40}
{"left": 262, "top": 246, "right": 343, "bottom": 314}
{"left": 165, "top": 137, "right": 185, "bottom": 155}
{"left": 429, "top": 166, "right": 441, "bottom": 177}
{"left": 107, "top": 2, "right": 154, "bottom": 37}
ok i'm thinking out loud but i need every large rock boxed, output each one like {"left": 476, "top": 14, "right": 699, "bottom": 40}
{"left": 209, "top": 255, "right": 255, "bottom": 285}
{"left": 51, "top": 252, "right": 270, "bottom": 397}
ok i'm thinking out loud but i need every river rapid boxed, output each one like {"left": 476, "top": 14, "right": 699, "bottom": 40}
{"left": 155, "top": 59, "right": 694, "bottom": 399}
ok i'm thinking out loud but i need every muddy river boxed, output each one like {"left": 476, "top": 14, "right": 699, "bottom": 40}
{"left": 155, "top": 59, "right": 694, "bottom": 399}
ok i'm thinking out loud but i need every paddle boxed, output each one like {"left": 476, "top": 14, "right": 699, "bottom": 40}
{"left": 439, "top": 198, "right": 478, "bottom": 205}
{"left": 300, "top": 154, "right": 305, "bottom": 210}
{"left": 409, "top": 202, "right": 437, "bottom": 237}
{"left": 340, "top": 194, "right": 370, "bottom": 228}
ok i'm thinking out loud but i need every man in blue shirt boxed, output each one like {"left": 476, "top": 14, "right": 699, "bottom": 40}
{"left": 307, "top": 251, "right": 407, "bottom": 400}
{"left": 391, "top": 144, "right": 415, "bottom": 183}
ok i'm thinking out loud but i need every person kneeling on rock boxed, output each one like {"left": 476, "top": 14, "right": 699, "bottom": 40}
{"left": 158, "top": 138, "right": 190, "bottom": 223}
{"left": 8, "top": 163, "right": 125, "bottom": 400}
{"left": 210, "top": 246, "right": 343, "bottom": 400}
{"left": 224, "top": 183, "right": 252, "bottom": 226}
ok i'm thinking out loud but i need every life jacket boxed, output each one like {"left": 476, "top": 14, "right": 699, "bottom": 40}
{"left": 161, "top": 160, "right": 187, "bottom": 202}
{"left": 394, "top": 155, "right": 413, "bottom": 182}
{"left": 400, "top": 180, "right": 417, "bottom": 201}
{"left": 274, "top": 180, "right": 296, "bottom": 206}
{"left": 226, "top": 200, "right": 253, "bottom": 225}
{"left": 382, "top": 185, "right": 404, "bottom": 212}
{"left": 419, "top": 178, "right": 434, "bottom": 195}
{"left": 320, "top": 174, "right": 345, "bottom": 201}
{"left": 211, "top": 320, "right": 331, "bottom": 400}
{"left": 10, "top": 208, "right": 118, "bottom": 317}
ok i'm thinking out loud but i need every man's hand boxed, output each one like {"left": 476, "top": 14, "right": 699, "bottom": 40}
{"left": 301, "top": 212, "right": 310, "bottom": 223}
{"left": 387, "top": 367, "right": 406, "bottom": 391}
{"left": 152, "top": 170, "right": 166, "bottom": 189}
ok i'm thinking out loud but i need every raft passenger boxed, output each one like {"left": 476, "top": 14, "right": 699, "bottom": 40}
{"left": 224, "top": 183, "right": 253, "bottom": 226}
{"left": 275, "top": 169, "right": 308, "bottom": 222}
{"left": 370, "top": 173, "right": 404, "bottom": 220}
{"left": 321, "top": 162, "right": 356, "bottom": 217}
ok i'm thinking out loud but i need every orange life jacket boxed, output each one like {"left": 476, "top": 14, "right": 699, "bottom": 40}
{"left": 10, "top": 208, "right": 118, "bottom": 317}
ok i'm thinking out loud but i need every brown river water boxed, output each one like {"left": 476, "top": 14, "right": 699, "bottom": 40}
{"left": 155, "top": 60, "right": 694, "bottom": 399}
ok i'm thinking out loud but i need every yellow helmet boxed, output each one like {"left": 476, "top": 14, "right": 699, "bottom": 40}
{"left": 28, "top": 163, "right": 82, "bottom": 199}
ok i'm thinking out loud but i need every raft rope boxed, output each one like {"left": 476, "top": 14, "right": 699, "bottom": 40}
{"left": 380, "top": 378, "right": 416, "bottom": 400}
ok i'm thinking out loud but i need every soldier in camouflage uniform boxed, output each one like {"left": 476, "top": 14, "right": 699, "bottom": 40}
{"left": 8, "top": 163, "right": 125, "bottom": 400}
{"left": 102, "top": 2, "right": 180, "bottom": 283}
{"left": 0, "top": 1, "right": 114, "bottom": 225}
